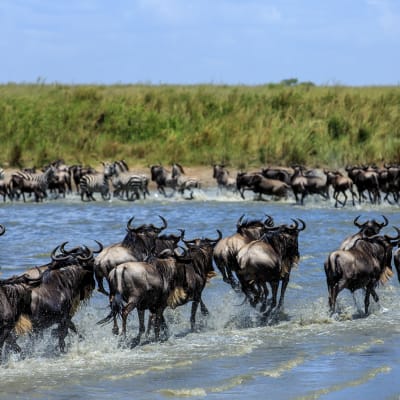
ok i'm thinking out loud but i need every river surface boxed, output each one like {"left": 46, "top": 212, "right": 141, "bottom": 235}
{"left": 1, "top": 189, "right": 400, "bottom": 399}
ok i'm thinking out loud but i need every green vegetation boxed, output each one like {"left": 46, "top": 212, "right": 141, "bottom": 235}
{"left": 0, "top": 82, "right": 399, "bottom": 169}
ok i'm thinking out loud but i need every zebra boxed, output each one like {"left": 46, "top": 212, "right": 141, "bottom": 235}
{"left": 79, "top": 162, "right": 115, "bottom": 201}
{"left": 10, "top": 165, "right": 56, "bottom": 202}
{"left": 111, "top": 160, "right": 149, "bottom": 201}
{"left": 124, "top": 174, "right": 150, "bottom": 200}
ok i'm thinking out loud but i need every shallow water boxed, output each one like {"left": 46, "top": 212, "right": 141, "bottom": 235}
{"left": 1, "top": 190, "right": 400, "bottom": 399}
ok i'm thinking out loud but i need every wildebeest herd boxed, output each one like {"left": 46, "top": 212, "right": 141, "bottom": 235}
{"left": 1, "top": 213, "right": 400, "bottom": 364}
{"left": 1, "top": 160, "right": 400, "bottom": 205}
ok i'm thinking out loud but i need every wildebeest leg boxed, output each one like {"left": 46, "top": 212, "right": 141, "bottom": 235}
{"left": 259, "top": 282, "right": 269, "bottom": 313}
{"left": 364, "top": 285, "right": 380, "bottom": 315}
{"left": 277, "top": 275, "right": 290, "bottom": 310}
{"left": 264, "top": 281, "right": 279, "bottom": 317}
{"left": 131, "top": 309, "right": 145, "bottom": 348}
{"left": 57, "top": 318, "right": 70, "bottom": 353}
{"left": 121, "top": 301, "right": 136, "bottom": 336}
{"left": 200, "top": 299, "right": 209, "bottom": 316}
{"left": 95, "top": 271, "right": 109, "bottom": 296}
{"left": 364, "top": 287, "right": 372, "bottom": 315}
{"left": 190, "top": 301, "right": 199, "bottom": 332}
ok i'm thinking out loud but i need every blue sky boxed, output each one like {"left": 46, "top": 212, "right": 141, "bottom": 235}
{"left": 1, "top": 0, "right": 399, "bottom": 86}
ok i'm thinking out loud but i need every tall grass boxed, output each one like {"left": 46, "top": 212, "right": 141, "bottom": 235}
{"left": 0, "top": 83, "right": 399, "bottom": 169}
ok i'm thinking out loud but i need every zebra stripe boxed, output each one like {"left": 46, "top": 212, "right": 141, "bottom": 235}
{"left": 79, "top": 162, "right": 115, "bottom": 201}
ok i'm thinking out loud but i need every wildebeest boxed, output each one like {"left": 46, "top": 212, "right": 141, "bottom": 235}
{"left": 150, "top": 165, "right": 178, "bottom": 197}
{"left": 345, "top": 165, "right": 381, "bottom": 205}
{"left": 237, "top": 173, "right": 290, "bottom": 201}
{"left": 18, "top": 242, "right": 102, "bottom": 353}
{"left": 212, "top": 164, "right": 237, "bottom": 192}
{"left": 236, "top": 219, "right": 306, "bottom": 316}
{"left": 213, "top": 214, "right": 274, "bottom": 289}
{"left": 171, "top": 163, "right": 201, "bottom": 199}
{"left": 94, "top": 216, "right": 169, "bottom": 296}
{"left": 177, "top": 230, "right": 221, "bottom": 331}
{"left": 324, "top": 170, "right": 357, "bottom": 207}
{"left": 0, "top": 273, "right": 43, "bottom": 362}
{"left": 324, "top": 229, "right": 399, "bottom": 315}
{"left": 290, "top": 166, "right": 329, "bottom": 205}
{"left": 339, "top": 215, "right": 388, "bottom": 250}
{"left": 98, "top": 249, "right": 191, "bottom": 346}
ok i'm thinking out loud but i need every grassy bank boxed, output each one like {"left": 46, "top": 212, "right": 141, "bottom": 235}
{"left": 0, "top": 82, "right": 399, "bottom": 169}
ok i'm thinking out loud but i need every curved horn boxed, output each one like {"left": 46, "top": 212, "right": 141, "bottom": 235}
{"left": 379, "top": 215, "right": 389, "bottom": 228}
{"left": 0, "top": 224, "right": 5, "bottom": 236}
{"left": 264, "top": 215, "right": 274, "bottom": 227}
{"left": 127, "top": 216, "right": 135, "bottom": 231}
{"left": 77, "top": 245, "right": 94, "bottom": 261}
{"left": 353, "top": 215, "right": 363, "bottom": 228}
{"left": 51, "top": 244, "right": 70, "bottom": 261}
{"left": 178, "top": 229, "right": 185, "bottom": 240}
{"left": 158, "top": 215, "right": 168, "bottom": 231}
{"left": 236, "top": 214, "right": 245, "bottom": 230}
{"left": 384, "top": 227, "right": 400, "bottom": 242}
{"left": 296, "top": 218, "right": 306, "bottom": 231}
{"left": 287, "top": 219, "right": 299, "bottom": 230}
{"left": 93, "top": 240, "right": 103, "bottom": 254}
{"left": 206, "top": 229, "right": 223, "bottom": 243}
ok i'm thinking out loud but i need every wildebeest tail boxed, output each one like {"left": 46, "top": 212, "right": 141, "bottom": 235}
{"left": 97, "top": 293, "right": 123, "bottom": 325}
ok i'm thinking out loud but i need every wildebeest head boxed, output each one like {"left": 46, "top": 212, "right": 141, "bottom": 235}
{"left": 353, "top": 215, "right": 388, "bottom": 237}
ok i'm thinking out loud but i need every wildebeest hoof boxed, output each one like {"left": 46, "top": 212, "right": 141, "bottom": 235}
{"left": 112, "top": 327, "right": 119, "bottom": 335}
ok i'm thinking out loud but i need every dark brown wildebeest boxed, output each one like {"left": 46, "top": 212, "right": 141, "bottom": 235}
{"left": 94, "top": 216, "right": 168, "bottom": 295}
{"left": 98, "top": 249, "right": 191, "bottom": 346}
{"left": 339, "top": 215, "right": 388, "bottom": 250}
{"left": 290, "top": 166, "right": 329, "bottom": 205}
{"left": 260, "top": 166, "right": 293, "bottom": 185}
{"left": 324, "top": 229, "right": 400, "bottom": 315}
{"left": 213, "top": 215, "right": 274, "bottom": 288}
{"left": 179, "top": 230, "right": 222, "bottom": 331}
{"left": 345, "top": 165, "right": 381, "bottom": 205}
{"left": 0, "top": 273, "right": 43, "bottom": 362}
{"left": 324, "top": 170, "right": 357, "bottom": 207}
{"left": 236, "top": 219, "right": 306, "bottom": 317}
{"left": 150, "top": 164, "right": 178, "bottom": 197}
{"left": 21, "top": 242, "right": 102, "bottom": 353}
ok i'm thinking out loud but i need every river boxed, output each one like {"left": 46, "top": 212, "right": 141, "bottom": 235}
{"left": 0, "top": 189, "right": 399, "bottom": 399}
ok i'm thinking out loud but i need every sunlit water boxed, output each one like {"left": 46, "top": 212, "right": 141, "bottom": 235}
{"left": 1, "top": 189, "right": 400, "bottom": 399}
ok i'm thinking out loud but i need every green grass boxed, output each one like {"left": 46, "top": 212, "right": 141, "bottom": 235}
{"left": 0, "top": 82, "right": 399, "bottom": 169}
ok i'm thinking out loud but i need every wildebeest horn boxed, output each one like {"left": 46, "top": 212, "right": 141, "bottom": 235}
{"left": 77, "top": 245, "right": 93, "bottom": 261}
{"left": 178, "top": 229, "right": 185, "bottom": 240}
{"left": 60, "top": 242, "right": 81, "bottom": 255}
{"left": 0, "top": 224, "right": 5, "bottom": 236}
{"left": 384, "top": 227, "right": 400, "bottom": 242}
{"left": 296, "top": 218, "right": 306, "bottom": 231}
{"left": 264, "top": 215, "right": 274, "bottom": 227}
{"left": 126, "top": 216, "right": 136, "bottom": 231}
{"left": 51, "top": 244, "right": 70, "bottom": 261}
{"left": 203, "top": 229, "right": 223, "bottom": 244}
{"left": 158, "top": 215, "right": 168, "bottom": 231}
{"left": 379, "top": 215, "right": 389, "bottom": 227}
{"left": 93, "top": 240, "right": 103, "bottom": 254}
{"left": 353, "top": 215, "right": 363, "bottom": 228}
{"left": 236, "top": 214, "right": 245, "bottom": 229}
